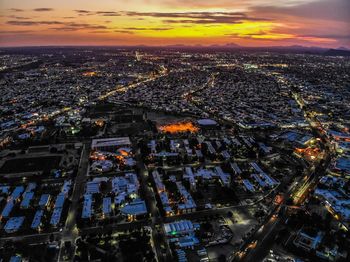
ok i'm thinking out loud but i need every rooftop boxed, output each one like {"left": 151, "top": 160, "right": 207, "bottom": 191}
{"left": 91, "top": 137, "right": 131, "bottom": 149}
{"left": 120, "top": 199, "right": 147, "bottom": 216}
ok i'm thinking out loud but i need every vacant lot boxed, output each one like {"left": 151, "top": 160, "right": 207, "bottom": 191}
{"left": 0, "top": 156, "right": 61, "bottom": 174}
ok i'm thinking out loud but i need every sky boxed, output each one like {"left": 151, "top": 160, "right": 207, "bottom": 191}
{"left": 0, "top": 0, "right": 349, "bottom": 47}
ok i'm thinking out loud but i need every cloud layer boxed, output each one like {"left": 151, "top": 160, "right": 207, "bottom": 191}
{"left": 0, "top": 0, "right": 349, "bottom": 47}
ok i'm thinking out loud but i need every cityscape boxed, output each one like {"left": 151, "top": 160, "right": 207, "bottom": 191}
{"left": 0, "top": 1, "right": 350, "bottom": 262}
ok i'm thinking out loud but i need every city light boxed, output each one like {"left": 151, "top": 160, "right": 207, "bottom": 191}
{"left": 0, "top": 2, "right": 348, "bottom": 259}
{"left": 159, "top": 122, "right": 199, "bottom": 134}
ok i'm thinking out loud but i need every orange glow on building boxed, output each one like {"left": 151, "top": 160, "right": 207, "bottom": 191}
{"left": 115, "top": 155, "right": 124, "bottom": 161}
{"left": 118, "top": 149, "right": 129, "bottom": 157}
{"left": 82, "top": 72, "right": 97, "bottom": 77}
{"left": 294, "top": 147, "right": 321, "bottom": 161}
{"left": 274, "top": 194, "right": 283, "bottom": 205}
{"left": 159, "top": 122, "right": 199, "bottom": 134}
{"left": 94, "top": 119, "right": 105, "bottom": 127}
{"left": 90, "top": 151, "right": 106, "bottom": 161}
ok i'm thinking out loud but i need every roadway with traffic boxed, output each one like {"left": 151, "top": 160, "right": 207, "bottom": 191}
{"left": 236, "top": 72, "right": 336, "bottom": 262}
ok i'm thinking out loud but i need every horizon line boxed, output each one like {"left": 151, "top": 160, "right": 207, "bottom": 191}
{"left": 0, "top": 44, "right": 348, "bottom": 50}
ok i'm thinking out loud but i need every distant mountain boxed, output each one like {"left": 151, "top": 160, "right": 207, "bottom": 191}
{"left": 165, "top": 44, "right": 187, "bottom": 48}
{"left": 323, "top": 48, "right": 350, "bottom": 56}
{"left": 164, "top": 43, "right": 241, "bottom": 49}
{"left": 207, "top": 43, "right": 241, "bottom": 49}
{"left": 255, "top": 45, "right": 328, "bottom": 52}
{"left": 223, "top": 43, "right": 241, "bottom": 47}
{"left": 160, "top": 43, "right": 328, "bottom": 53}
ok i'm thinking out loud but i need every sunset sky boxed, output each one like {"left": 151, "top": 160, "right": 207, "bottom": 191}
{"left": 0, "top": 0, "right": 349, "bottom": 47}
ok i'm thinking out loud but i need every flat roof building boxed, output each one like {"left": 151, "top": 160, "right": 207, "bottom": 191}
{"left": 50, "top": 208, "right": 63, "bottom": 226}
{"left": 20, "top": 191, "right": 34, "bottom": 209}
{"left": 38, "top": 194, "right": 50, "bottom": 207}
{"left": 164, "top": 220, "right": 198, "bottom": 236}
{"left": 120, "top": 199, "right": 147, "bottom": 216}
{"left": 10, "top": 186, "right": 24, "bottom": 201}
{"left": 31, "top": 209, "right": 44, "bottom": 230}
{"left": 92, "top": 137, "right": 131, "bottom": 152}
{"left": 1, "top": 199, "right": 14, "bottom": 217}
{"left": 4, "top": 216, "right": 25, "bottom": 233}
{"left": 82, "top": 194, "right": 93, "bottom": 219}
{"left": 102, "top": 197, "right": 111, "bottom": 216}
{"left": 54, "top": 193, "right": 65, "bottom": 208}
{"left": 243, "top": 179, "right": 255, "bottom": 193}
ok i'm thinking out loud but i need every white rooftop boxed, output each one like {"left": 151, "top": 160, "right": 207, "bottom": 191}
{"left": 92, "top": 137, "right": 131, "bottom": 149}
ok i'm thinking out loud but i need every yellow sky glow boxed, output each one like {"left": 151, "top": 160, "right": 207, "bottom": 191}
{"left": 0, "top": 0, "right": 348, "bottom": 47}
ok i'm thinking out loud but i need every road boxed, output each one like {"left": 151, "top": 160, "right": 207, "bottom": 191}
{"left": 134, "top": 143, "right": 171, "bottom": 262}
{"left": 183, "top": 72, "right": 218, "bottom": 100}
{"left": 63, "top": 142, "right": 90, "bottom": 239}
{"left": 98, "top": 66, "right": 168, "bottom": 101}
{"left": 57, "top": 141, "right": 90, "bottom": 261}
{"left": 237, "top": 175, "right": 302, "bottom": 262}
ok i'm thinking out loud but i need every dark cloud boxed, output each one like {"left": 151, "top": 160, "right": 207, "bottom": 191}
{"left": 123, "top": 27, "right": 172, "bottom": 31}
{"left": 240, "top": 31, "right": 268, "bottom": 36}
{"left": 74, "top": 10, "right": 120, "bottom": 16}
{"left": 66, "top": 22, "right": 107, "bottom": 28}
{"left": 74, "top": 10, "right": 95, "bottom": 16}
{"left": 114, "top": 30, "right": 135, "bottom": 34}
{"left": 122, "top": 11, "right": 268, "bottom": 24}
{"left": 7, "top": 20, "right": 63, "bottom": 26}
{"left": 33, "top": 8, "right": 54, "bottom": 12}
{"left": 74, "top": 9, "right": 91, "bottom": 13}
{"left": 89, "top": 30, "right": 110, "bottom": 34}
{"left": 114, "top": 27, "right": 172, "bottom": 34}
{"left": 49, "top": 27, "right": 77, "bottom": 32}
{"left": 95, "top": 11, "right": 120, "bottom": 16}
{"left": 123, "top": 11, "right": 246, "bottom": 18}
{"left": 251, "top": 0, "right": 350, "bottom": 23}
{"left": 77, "top": 10, "right": 268, "bottom": 24}
{"left": 50, "top": 22, "right": 108, "bottom": 31}
{"left": 7, "top": 20, "right": 108, "bottom": 32}
{"left": 9, "top": 8, "right": 24, "bottom": 12}
{"left": 0, "top": 30, "right": 33, "bottom": 34}
{"left": 163, "top": 19, "right": 243, "bottom": 24}
{"left": 7, "top": 16, "right": 31, "bottom": 20}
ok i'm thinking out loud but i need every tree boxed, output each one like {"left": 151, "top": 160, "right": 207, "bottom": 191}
{"left": 286, "top": 197, "right": 294, "bottom": 206}
{"left": 65, "top": 241, "right": 72, "bottom": 250}
{"left": 201, "top": 222, "right": 213, "bottom": 232}
{"left": 50, "top": 147, "right": 58, "bottom": 153}
{"left": 100, "top": 181, "right": 109, "bottom": 194}
{"left": 218, "top": 254, "right": 226, "bottom": 262}
{"left": 7, "top": 152, "right": 16, "bottom": 157}
{"left": 49, "top": 233, "right": 54, "bottom": 242}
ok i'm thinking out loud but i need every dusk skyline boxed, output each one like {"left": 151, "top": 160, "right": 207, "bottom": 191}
{"left": 0, "top": 0, "right": 349, "bottom": 48}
